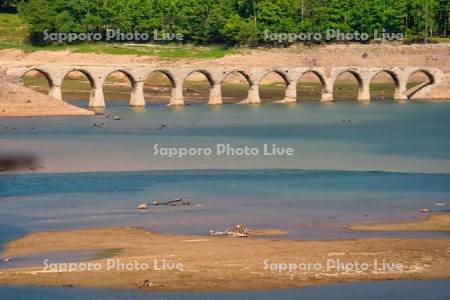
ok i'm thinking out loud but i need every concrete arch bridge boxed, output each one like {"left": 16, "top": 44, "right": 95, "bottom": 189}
{"left": 5, "top": 65, "right": 445, "bottom": 107}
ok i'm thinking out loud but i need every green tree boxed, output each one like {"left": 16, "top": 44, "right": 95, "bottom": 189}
{"left": 220, "top": 13, "right": 255, "bottom": 45}
{"left": 436, "top": 0, "right": 449, "bottom": 36}
{"left": 19, "top": 0, "right": 56, "bottom": 43}
{"left": 256, "top": 0, "right": 299, "bottom": 44}
{"left": 384, "top": 0, "right": 408, "bottom": 33}
{"left": 327, "top": 0, "right": 351, "bottom": 31}
{"left": 17, "top": 0, "right": 448, "bottom": 45}
{"left": 409, "top": 0, "right": 439, "bottom": 42}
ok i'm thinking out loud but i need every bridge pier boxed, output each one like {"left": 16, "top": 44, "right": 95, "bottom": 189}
{"left": 130, "top": 81, "right": 146, "bottom": 106}
{"left": 357, "top": 81, "right": 371, "bottom": 101}
{"left": 393, "top": 71, "right": 409, "bottom": 100}
{"left": 395, "top": 79, "right": 408, "bottom": 100}
{"left": 320, "top": 77, "right": 334, "bottom": 102}
{"left": 208, "top": 83, "right": 223, "bottom": 105}
{"left": 357, "top": 71, "right": 374, "bottom": 101}
{"left": 321, "top": 91, "right": 334, "bottom": 102}
{"left": 169, "top": 83, "right": 184, "bottom": 106}
{"left": 281, "top": 81, "right": 297, "bottom": 103}
{"left": 244, "top": 84, "right": 261, "bottom": 104}
{"left": 49, "top": 85, "right": 62, "bottom": 101}
{"left": 89, "top": 86, "right": 105, "bottom": 108}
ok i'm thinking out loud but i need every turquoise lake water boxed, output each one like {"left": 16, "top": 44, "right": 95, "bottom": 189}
{"left": 0, "top": 101, "right": 449, "bottom": 239}
{"left": 0, "top": 169, "right": 449, "bottom": 242}
{"left": 1, "top": 280, "right": 449, "bottom": 300}
{"left": 0, "top": 100, "right": 449, "bottom": 298}
{"left": 1, "top": 101, "right": 449, "bottom": 173}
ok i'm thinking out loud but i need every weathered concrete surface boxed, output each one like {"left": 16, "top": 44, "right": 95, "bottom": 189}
{"left": 410, "top": 73, "right": 449, "bottom": 100}
{"left": 3, "top": 65, "right": 447, "bottom": 108}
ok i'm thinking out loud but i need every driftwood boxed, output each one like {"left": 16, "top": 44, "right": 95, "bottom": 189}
{"left": 209, "top": 224, "right": 250, "bottom": 237}
{"left": 155, "top": 198, "right": 189, "bottom": 206}
{"left": 142, "top": 280, "right": 167, "bottom": 288}
{"left": 148, "top": 198, "right": 191, "bottom": 207}
{"left": 161, "top": 198, "right": 183, "bottom": 206}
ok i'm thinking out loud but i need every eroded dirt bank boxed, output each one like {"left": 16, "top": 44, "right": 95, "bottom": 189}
{"left": 0, "top": 73, "right": 94, "bottom": 117}
{"left": 1, "top": 44, "right": 449, "bottom": 71}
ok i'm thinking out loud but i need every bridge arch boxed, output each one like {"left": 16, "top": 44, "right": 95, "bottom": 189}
{"left": 183, "top": 69, "right": 214, "bottom": 86}
{"left": 147, "top": 69, "right": 177, "bottom": 87}
{"left": 297, "top": 70, "right": 328, "bottom": 101}
{"left": 60, "top": 69, "right": 96, "bottom": 106}
{"left": 405, "top": 69, "right": 436, "bottom": 99}
{"left": 220, "top": 70, "right": 251, "bottom": 103}
{"left": 103, "top": 69, "right": 137, "bottom": 87}
{"left": 143, "top": 69, "right": 177, "bottom": 105}
{"left": 259, "top": 69, "right": 291, "bottom": 102}
{"left": 259, "top": 69, "right": 290, "bottom": 85}
{"left": 222, "top": 70, "right": 252, "bottom": 85}
{"left": 182, "top": 69, "right": 215, "bottom": 104}
{"left": 102, "top": 70, "right": 138, "bottom": 106}
{"left": 21, "top": 68, "right": 53, "bottom": 95}
{"left": 63, "top": 69, "right": 96, "bottom": 88}
{"left": 369, "top": 70, "right": 400, "bottom": 100}
{"left": 333, "top": 69, "right": 364, "bottom": 100}
{"left": 407, "top": 69, "right": 435, "bottom": 84}
{"left": 22, "top": 68, "right": 54, "bottom": 86}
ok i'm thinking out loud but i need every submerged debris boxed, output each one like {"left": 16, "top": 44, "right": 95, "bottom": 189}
{"left": 209, "top": 224, "right": 250, "bottom": 237}
{"left": 137, "top": 203, "right": 148, "bottom": 210}
{"left": 161, "top": 198, "right": 183, "bottom": 206}
{"left": 103, "top": 114, "right": 120, "bottom": 120}
{"left": 157, "top": 123, "right": 168, "bottom": 130}
{"left": 148, "top": 198, "right": 197, "bottom": 208}
{"left": 143, "top": 280, "right": 151, "bottom": 287}
{"left": 142, "top": 280, "right": 167, "bottom": 288}
{"left": 93, "top": 122, "right": 106, "bottom": 128}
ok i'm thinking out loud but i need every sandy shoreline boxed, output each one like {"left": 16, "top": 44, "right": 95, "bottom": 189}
{"left": 350, "top": 213, "right": 450, "bottom": 232}
{"left": 0, "top": 73, "right": 94, "bottom": 117}
{"left": 0, "top": 214, "right": 449, "bottom": 292}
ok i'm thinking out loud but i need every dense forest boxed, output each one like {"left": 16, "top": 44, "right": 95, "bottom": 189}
{"left": 10, "top": 0, "right": 450, "bottom": 45}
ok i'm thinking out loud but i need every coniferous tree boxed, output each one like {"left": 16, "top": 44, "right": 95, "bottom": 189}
{"left": 18, "top": 0, "right": 449, "bottom": 45}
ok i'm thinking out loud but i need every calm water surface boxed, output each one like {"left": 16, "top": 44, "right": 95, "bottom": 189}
{"left": 0, "top": 169, "right": 449, "bottom": 242}
{"left": 0, "top": 101, "right": 449, "bottom": 241}
{"left": 0, "top": 101, "right": 449, "bottom": 173}
{"left": 0, "top": 101, "right": 449, "bottom": 298}
{"left": 1, "top": 280, "right": 450, "bottom": 300}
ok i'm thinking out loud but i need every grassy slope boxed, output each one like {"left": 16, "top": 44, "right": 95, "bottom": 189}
{"left": 0, "top": 12, "right": 237, "bottom": 59}
{"left": 0, "top": 12, "right": 27, "bottom": 43}
{"left": 0, "top": 42, "right": 239, "bottom": 59}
